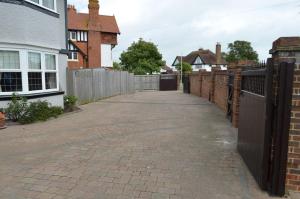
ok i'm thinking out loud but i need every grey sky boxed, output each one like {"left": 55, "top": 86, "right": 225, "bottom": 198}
{"left": 67, "top": 0, "right": 300, "bottom": 65}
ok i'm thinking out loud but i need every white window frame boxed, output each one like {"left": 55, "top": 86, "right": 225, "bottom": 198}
{"left": 27, "top": 51, "right": 43, "bottom": 92}
{"left": 25, "top": 0, "right": 57, "bottom": 13}
{"left": 69, "top": 31, "right": 77, "bottom": 41}
{"left": 44, "top": 53, "right": 59, "bottom": 92}
{"left": 68, "top": 52, "right": 78, "bottom": 62}
{"left": 0, "top": 49, "right": 23, "bottom": 93}
{"left": 0, "top": 48, "right": 59, "bottom": 96}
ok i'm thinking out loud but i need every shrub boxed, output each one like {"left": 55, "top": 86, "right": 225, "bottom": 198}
{"left": 19, "top": 101, "right": 63, "bottom": 124}
{"left": 64, "top": 95, "right": 77, "bottom": 111}
{"left": 4, "top": 94, "right": 63, "bottom": 124}
{"left": 5, "top": 94, "right": 28, "bottom": 122}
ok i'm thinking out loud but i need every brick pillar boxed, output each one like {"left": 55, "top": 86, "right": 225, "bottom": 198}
{"left": 210, "top": 67, "right": 221, "bottom": 103}
{"left": 232, "top": 69, "right": 241, "bottom": 128}
{"left": 270, "top": 37, "right": 300, "bottom": 193}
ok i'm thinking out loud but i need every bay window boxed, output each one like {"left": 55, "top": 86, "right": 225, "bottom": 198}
{"left": 28, "top": 52, "right": 42, "bottom": 91}
{"left": 45, "top": 54, "right": 57, "bottom": 90}
{"left": 0, "top": 51, "right": 22, "bottom": 92}
{"left": 0, "top": 49, "right": 58, "bottom": 95}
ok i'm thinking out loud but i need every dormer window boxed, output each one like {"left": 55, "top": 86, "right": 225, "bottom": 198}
{"left": 27, "top": 0, "right": 56, "bottom": 12}
{"left": 194, "top": 56, "right": 203, "bottom": 65}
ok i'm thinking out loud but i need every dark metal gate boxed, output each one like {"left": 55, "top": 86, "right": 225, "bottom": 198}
{"left": 183, "top": 74, "right": 190, "bottom": 94}
{"left": 159, "top": 74, "right": 178, "bottom": 91}
{"left": 238, "top": 61, "right": 294, "bottom": 196}
{"left": 226, "top": 73, "right": 234, "bottom": 121}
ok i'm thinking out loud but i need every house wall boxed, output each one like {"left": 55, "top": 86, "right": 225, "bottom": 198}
{"left": 101, "top": 33, "right": 118, "bottom": 45}
{"left": 0, "top": 1, "right": 68, "bottom": 104}
{"left": 0, "top": 94, "right": 64, "bottom": 108}
{"left": 68, "top": 53, "right": 86, "bottom": 69}
{"left": 101, "top": 44, "right": 113, "bottom": 67}
{"left": 0, "top": 1, "right": 66, "bottom": 50}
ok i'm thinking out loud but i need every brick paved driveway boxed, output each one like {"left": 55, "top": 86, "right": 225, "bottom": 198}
{"left": 0, "top": 91, "right": 274, "bottom": 199}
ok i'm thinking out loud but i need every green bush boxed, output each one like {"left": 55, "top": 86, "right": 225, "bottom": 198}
{"left": 5, "top": 94, "right": 63, "bottom": 124}
{"left": 19, "top": 101, "right": 63, "bottom": 124}
{"left": 64, "top": 95, "right": 77, "bottom": 111}
{"left": 5, "top": 94, "right": 28, "bottom": 122}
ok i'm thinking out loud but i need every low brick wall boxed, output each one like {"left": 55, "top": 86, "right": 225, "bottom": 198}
{"left": 201, "top": 72, "right": 211, "bottom": 100}
{"left": 213, "top": 71, "right": 228, "bottom": 112}
{"left": 187, "top": 69, "right": 240, "bottom": 126}
{"left": 190, "top": 73, "right": 200, "bottom": 96}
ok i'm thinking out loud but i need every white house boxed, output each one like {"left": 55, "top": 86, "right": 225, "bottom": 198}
{"left": 0, "top": 0, "right": 68, "bottom": 108}
{"left": 172, "top": 43, "right": 227, "bottom": 72}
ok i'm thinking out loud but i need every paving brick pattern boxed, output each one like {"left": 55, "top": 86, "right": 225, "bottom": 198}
{"left": 0, "top": 91, "right": 273, "bottom": 199}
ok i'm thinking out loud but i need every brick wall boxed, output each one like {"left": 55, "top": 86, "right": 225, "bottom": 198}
{"left": 213, "top": 71, "right": 228, "bottom": 112}
{"left": 285, "top": 56, "right": 300, "bottom": 192}
{"left": 188, "top": 70, "right": 229, "bottom": 113}
{"left": 190, "top": 73, "right": 200, "bottom": 96}
{"left": 201, "top": 72, "right": 211, "bottom": 100}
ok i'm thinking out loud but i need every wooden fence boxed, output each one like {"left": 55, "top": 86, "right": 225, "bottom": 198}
{"left": 67, "top": 69, "right": 135, "bottom": 104}
{"left": 134, "top": 75, "right": 160, "bottom": 91}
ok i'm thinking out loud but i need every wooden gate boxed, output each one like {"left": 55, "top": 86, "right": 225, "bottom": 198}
{"left": 159, "top": 74, "right": 178, "bottom": 91}
{"left": 238, "top": 61, "right": 294, "bottom": 196}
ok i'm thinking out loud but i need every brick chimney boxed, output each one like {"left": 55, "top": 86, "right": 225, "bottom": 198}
{"left": 88, "top": 0, "right": 101, "bottom": 68}
{"left": 88, "top": 0, "right": 99, "bottom": 25}
{"left": 67, "top": 5, "right": 77, "bottom": 14}
{"left": 216, "top": 42, "right": 222, "bottom": 65}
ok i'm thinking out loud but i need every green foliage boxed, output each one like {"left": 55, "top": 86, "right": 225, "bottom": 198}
{"left": 175, "top": 62, "right": 193, "bottom": 73}
{"left": 64, "top": 95, "right": 77, "bottom": 111}
{"left": 120, "top": 38, "right": 165, "bottom": 75}
{"left": 112, "top": 62, "right": 122, "bottom": 71}
{"left": 224, "top": 40, "right": 259, "bottom": 63}
{"left": 5, "top": 93, "right": 28, "bottom": 122}
{"left": 19, "top": 101, "right": 63, "bottom": 124}
{"left": 4, "top": 94, "right": 63, "bottom": 124}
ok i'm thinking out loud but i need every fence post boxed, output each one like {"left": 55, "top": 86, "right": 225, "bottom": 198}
{"left": 232, "top": 69, "right": 242, "bottom": 128}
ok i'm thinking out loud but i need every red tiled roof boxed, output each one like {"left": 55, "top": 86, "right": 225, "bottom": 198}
{"left": 68, "top": 9, "right": 120, "bottom": 34}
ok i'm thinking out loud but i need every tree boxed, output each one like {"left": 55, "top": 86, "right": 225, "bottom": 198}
{"left": 224, "top": 40, "right": 259, "bottom": 63}
{"left": 112, "top": 62, "right": 122, "bottom": 71}
{"left": 175, "top": 62, "right": 192, "bottom": 74}
{"left": 120, "top": 38, "right": 164, "bottom": 75}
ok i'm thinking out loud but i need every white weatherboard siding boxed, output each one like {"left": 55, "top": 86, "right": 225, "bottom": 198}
{"left": 101, "top": 44, "right": 113, "bottom": 67}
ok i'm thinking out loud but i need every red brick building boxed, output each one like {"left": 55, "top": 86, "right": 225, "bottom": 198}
{"left": 67, "top": 0, "right": 120, "bottom": 69}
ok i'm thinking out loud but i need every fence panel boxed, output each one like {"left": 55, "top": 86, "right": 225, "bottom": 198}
{"left": 67, "top": 69, "right": 135, "bottom": 104}
{"left": 134, "top": 75, "right": 160, "bottom": 91}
